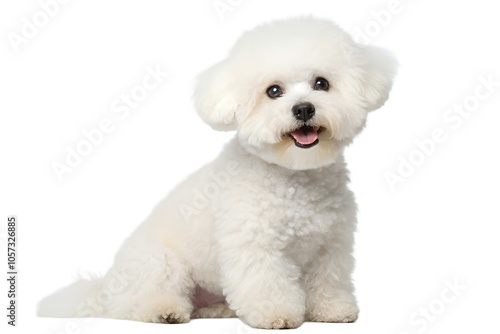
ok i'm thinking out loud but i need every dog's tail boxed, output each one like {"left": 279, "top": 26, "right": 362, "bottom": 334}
{"left": 37, "top": 277, "right": 104, "bottom": 318}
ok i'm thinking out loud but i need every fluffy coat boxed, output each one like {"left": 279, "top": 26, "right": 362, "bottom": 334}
{"left": 38, "top": 17, "right": 397, "bottom": 329}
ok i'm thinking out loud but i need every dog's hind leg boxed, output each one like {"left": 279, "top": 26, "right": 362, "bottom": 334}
{"left": 89, "top": 240, "right": 195, "bottom": 323}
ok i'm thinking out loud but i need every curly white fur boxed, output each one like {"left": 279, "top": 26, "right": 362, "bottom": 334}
{"left": 38, "top": 17, "right": 397, "bottom": 329}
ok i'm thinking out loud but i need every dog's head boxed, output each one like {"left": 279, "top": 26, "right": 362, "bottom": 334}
{"left": 194, "top": 17, "right": 397, "bottom": 170}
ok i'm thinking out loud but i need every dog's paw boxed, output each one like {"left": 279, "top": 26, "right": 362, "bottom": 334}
{"left": 242, "top": 309, "right": 304, "bottom": 329}
{"left": 155, "top": 311, "right": 190, "bottom": 324}
{"left": 306, "top": 301, "right": 359, "bottom": 323}
{"left": 248, "top": 315, "right": 303, "bottom": 329}
{"left": 135, "top": 299, "right": 192, "bottom": 324}
{"left": 267, "top": 317, "right": 303, "bottom": 329}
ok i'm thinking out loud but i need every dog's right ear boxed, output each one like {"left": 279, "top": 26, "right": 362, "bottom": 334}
{"left": 193, "top": 60, "right": 238, "bottom": 131}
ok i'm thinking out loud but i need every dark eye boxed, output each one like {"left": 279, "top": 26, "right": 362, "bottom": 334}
{"left": 313, "top": 77, "right": 330, "bottom": 91}
{"left": 266, "top": 85, "right": 283, "bottom": 99}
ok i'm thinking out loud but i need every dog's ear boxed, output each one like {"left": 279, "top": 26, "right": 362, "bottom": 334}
{"left": 356, "top": 45, "right": 398, "bottom": 112}
{"left": 193, "top": 60, "right": 238, "bottom": 131}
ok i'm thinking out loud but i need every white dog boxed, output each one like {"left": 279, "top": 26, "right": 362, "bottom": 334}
{"left": 39, "top": 17, "right": 397, "bottom": 329}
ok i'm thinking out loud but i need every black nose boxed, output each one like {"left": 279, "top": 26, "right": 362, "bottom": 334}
{"left": 292, "top": 102, "right": 315, "bottom": 121}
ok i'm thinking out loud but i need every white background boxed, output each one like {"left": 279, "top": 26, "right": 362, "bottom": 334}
{"left": 1, "top": 0, "right": 500, "bottom": 333}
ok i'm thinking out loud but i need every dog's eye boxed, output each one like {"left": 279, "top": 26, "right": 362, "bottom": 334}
{"left": 266, "top": 85, "right": 283, "bottom": 99}
{"left": 313, "top": 77, "right": 330, "bottom": 91}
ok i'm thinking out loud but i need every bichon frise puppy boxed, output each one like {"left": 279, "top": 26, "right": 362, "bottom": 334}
{"left": 39, "top": 17, "right": 397, "bottom": 329}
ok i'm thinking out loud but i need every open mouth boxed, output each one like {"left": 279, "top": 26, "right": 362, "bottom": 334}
{"left": 288, "top": 125, "right": 322, "bottom": 149}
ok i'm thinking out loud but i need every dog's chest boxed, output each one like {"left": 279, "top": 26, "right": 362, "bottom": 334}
{"left": 261, "top": 168, "right": 346, "bottom": 241}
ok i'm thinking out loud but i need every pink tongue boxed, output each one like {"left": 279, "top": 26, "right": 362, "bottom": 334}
{"left": 291, "top": 127, "right": 318, "bottom": 145}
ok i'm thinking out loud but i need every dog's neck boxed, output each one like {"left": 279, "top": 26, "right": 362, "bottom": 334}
{"left": 220, "top": 136, "right": 348, "bottom": 181}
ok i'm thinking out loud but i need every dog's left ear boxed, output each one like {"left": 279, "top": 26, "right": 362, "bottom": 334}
{"left": 356, "top": 45, "right": 398, "bottom": 112}
{"left": 193, "top": 60, "right": 238, "bottom": 131}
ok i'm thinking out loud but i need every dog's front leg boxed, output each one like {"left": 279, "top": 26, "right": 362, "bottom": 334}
{"left": 217, "top": 227, "right": 306, "bottom": 329}
{"left": 303, "top": 236, "right": 359, "bottom": 323}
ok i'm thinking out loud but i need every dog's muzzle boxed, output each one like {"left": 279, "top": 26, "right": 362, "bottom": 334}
{"left": 289, "top": 102, "right": 320, "bottom": 148}
{"left": 289, "top": 125, "right": 320, "bottom": 148}
{"left": 292, "top": 102, "right": 315, "bottom": 122}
